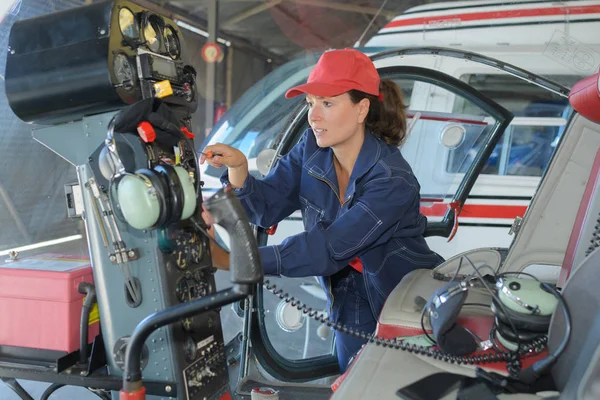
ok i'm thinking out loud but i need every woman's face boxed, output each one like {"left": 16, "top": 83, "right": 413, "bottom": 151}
{"left": 306, "top": 93, "right": 369, "bottom": 148}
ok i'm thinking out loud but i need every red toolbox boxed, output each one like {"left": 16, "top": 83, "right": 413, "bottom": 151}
{"left": 0, "top": 253, "right": 100, "bottom": 353}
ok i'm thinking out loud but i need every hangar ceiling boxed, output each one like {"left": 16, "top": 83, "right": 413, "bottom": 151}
{"left": 150, "top": 0, "right": 431, "bottom": 61}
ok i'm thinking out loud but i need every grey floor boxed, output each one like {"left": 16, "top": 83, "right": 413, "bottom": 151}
{"left": 1, "top": 381, "right": 100, "bottom": 399}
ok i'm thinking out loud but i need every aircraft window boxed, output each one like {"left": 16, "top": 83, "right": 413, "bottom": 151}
{"left": 201, "top": 95, "right": 305, "bottom": 185}
{"left": 448, "top": 74, "right": 576, "bottom": 177}
{"left": 454, "top": 74, "right": 577, "bottom": 118}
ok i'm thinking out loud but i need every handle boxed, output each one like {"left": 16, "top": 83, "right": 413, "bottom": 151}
{"left": 204, "top": 187, "right": 263, "bottom": 284}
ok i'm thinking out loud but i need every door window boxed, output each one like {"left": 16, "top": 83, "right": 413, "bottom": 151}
{"left": 450, "top": 74, "right": 578, "bottom": 177}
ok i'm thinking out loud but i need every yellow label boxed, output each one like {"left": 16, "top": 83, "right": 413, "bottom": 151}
{"left": 83, "top": 297, "right": 100, "bottom": 325}
{"left": 153, "top": 80, "right": 173, "bottom": 98}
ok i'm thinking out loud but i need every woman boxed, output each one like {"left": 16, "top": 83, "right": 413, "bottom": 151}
{"left": 201, "top": 49, "right": 443, "bottom": 372}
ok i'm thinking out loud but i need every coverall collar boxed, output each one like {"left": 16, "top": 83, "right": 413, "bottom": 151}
{"left": 304, "top": 129, "right": 382, "bottom": 203}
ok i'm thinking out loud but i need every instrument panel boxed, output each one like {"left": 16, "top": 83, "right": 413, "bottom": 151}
{"left": 5, "top": 0, "right": 198, "bottom": 125}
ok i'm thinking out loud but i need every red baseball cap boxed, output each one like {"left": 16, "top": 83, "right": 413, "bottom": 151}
{"left": 285, "top": 49, "right": 380, "bottom": 99}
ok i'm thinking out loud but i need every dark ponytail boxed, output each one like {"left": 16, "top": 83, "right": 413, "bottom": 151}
{"left": 348, "top": 79, "right": 408, "bottom": 146}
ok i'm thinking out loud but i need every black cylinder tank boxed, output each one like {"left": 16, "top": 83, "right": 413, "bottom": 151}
{"left": 5, "top": 0, "right": 197, "bottom": 125}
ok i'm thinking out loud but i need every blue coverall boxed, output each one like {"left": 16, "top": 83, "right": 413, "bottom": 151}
{"left": 222, "top": 129, "right": 444, "bottom": 371}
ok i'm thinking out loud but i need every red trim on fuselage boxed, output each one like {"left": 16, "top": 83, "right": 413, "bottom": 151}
{"left": 383, "top": 4, "right": 600, "bottom": 30}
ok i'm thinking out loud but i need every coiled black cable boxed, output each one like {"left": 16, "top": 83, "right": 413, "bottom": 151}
{"left": 263, "top": 279, "right": 547, "bottom": 375}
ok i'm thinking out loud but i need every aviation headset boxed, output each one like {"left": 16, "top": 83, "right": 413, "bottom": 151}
{"left": 492, "top": 277, "right": 557, "bottom": 350}
{"left": 426, "top": 275, "right": 558, "bottom": 353}
{"left": 423, "top": 265, "right": 569, "bottom": 383}
{"left": 104, "top": 116, "right": 197, "bottom": 230}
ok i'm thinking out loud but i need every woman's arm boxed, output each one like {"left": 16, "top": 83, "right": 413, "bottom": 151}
{"left": 258, "top": 167, "right": 421, "bottom": 277}
{"left": 209, "top": 239, "right": 230, "bottom": 271}
{"left": 218, "top": 132, "right": 308, "bottom": 228}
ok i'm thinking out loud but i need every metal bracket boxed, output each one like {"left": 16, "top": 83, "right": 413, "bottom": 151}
{"left": 509, "top": 216, "right": 523, "bottom": 236}
{"left": 109, "top": 248, "right": 140, "bottom": 264}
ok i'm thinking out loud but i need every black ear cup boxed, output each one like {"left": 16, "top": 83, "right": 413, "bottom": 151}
{"left": 427, "top": 281, "right": 478, "bottom": 356}
{"left": 436, "top": 323, "right": 479, "bottom": 356}
{"left": 154, "top": 164, "right": 183, "bottom": 224}
{"left": 491, "top": 297, "right": 551, "bottom": 333}
{"left": 494, "top": 317, "right": 544, "bottom": 343}
{"left": 136, "top": 168, "right": 170, "bottom": 229}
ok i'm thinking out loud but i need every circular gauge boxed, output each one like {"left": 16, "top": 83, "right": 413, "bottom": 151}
{"left": 193, "top": 270, "right": 213, "bottom": 294}
{"left": 176, "top": 275, "right": 193, "bottom": 302}
{"left": 175, "top": 242, "right": 192, "bottom": 270}
{"left": 142, "top": 17, "right": 161, "bottom": 52}
{"left": 174, "top": 232, "right": 203, "bottom": 269}
{"left": 118, "top": 7, "right": 139, "bottom": 39}
{"left": 113, "top": 53, "right": 135, "bottom": 90}
{"left": 191, "top": 234, "right": 205, "bottom": 263}
{"left": 176, "top": 273, "right": 210, "bottom": 303}
{"left": 163, "top": 25, "right": 180, "bottom": 59}
{"left": 184, "top": 336, "right": 198, "bottom": 362}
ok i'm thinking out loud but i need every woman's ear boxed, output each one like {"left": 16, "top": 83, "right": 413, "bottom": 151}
{"left": 357, "top": 98, "right": 370, "bottom": 124}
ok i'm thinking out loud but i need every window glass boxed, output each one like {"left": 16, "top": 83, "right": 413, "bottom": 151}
{"left": 449, "top": 74, "right": 577, "bottom": 177}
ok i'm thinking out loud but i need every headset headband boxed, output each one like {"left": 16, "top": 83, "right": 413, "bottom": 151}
{"left": 104, "top": 115, "right": 127, "bottom": 177}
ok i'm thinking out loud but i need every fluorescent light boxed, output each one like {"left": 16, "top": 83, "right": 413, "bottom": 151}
{"left": 175, "top": 20, "right": 231, "bottom": 47}
{"left": 0, "top": 234, "right": 84, "bottom": 257}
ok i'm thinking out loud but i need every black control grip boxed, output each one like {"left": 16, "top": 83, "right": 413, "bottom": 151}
{"left": 204, "top": 187, "right": 263, "bottom": 284}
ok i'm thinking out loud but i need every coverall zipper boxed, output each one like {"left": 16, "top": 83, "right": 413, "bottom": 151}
{"left": 308, "top": 170, "right": 345, "bottom": 317}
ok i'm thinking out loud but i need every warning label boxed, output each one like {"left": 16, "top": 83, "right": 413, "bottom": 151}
{"left": 83, "top": 298, "right": 100, "bottom": 325}
{"left": 544, "top": 30, "right": 600, "bottom": 76}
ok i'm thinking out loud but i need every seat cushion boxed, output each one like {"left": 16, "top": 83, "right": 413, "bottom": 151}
{"left": 376, "top": 270, "right": 495, "bottom": 339}
{"left": 331, "top": 338, "right": 549, "bottom": 400}
{"left": 330, "top": 341, "right": 550, "bottom": 400}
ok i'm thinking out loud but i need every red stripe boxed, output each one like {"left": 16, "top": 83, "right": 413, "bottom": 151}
{"left": 420, "top": 197, "right": 444, "bottom": 203}
{"left": 420, "top": 203, "right": 528, "bottom": 219}
{"left": 384, "top": 5, "right": 600, "bottom": 29}
{"left": 375, "top": 314, "right": 547, "bottom": 373}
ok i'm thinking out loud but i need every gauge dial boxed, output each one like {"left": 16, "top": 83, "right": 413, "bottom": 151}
{"left": 191, "top": 233, "right": 205, "bottom": 263}
{"left": 184, "top": 336, "right": 198, "bottom": 362}
{"left": 163, "top": 25, "right": 180, "bottom": 59}
{"left": 176, "top": 272, "right": 209, "bottom": 303}
{"left": 175, "top": 244, "right": 192, "bottom": 270}
{"left": 143, "top": 18, "right": 161, "bottom": 52}
{"left": 118, "top": 8, "right": 139, "bottom": 39}
{"left": 174, "top": 232, "right": 205, "bottom": 269}
{"left": 113, "top": 53, "right": 135, "bottom": 90}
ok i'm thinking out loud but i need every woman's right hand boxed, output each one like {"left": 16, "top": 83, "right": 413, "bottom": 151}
{"left": 200, "top": 143, "right": 249, "bottom": 189}
{"left": 199, "top": 143, "right": 247, "bottom": 170}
